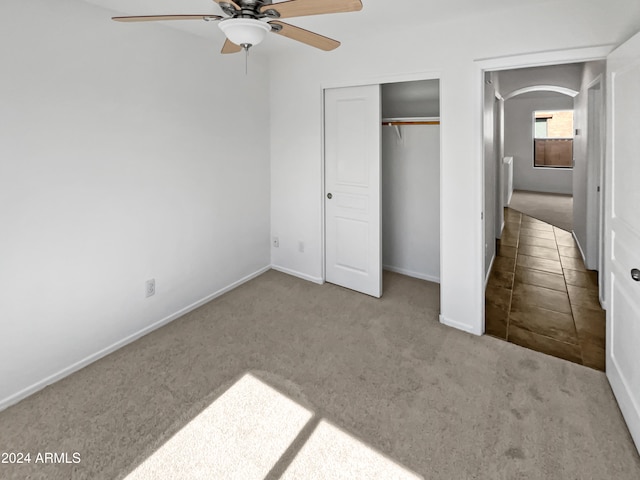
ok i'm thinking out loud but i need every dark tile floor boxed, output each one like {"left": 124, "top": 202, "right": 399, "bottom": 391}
{"left": 485, "top": 208, "right": 606, "bottom": 370}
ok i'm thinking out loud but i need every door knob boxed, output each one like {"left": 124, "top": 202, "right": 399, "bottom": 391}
{"left": 632, "top": 268, "right": 640, "bottom": 282}
{"left": 327, "top": 193, "right": 333, "bottom": 199}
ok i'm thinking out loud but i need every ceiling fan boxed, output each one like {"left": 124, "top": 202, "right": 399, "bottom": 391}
{"left": 112, "top": 0, "right": 363, "bottom": 54}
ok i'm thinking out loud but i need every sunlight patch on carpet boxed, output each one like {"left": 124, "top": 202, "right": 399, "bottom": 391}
{"left": 125, "top": 373, "right": 312, "bottom": 480}
{"left": 281, "top": 420, "right": 423, "bottom": 480}
{"left": 125, "top": 372, "right": 422, "bottom": 479}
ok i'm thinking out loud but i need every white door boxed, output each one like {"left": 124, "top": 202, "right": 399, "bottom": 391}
{"left": 605, "top": 30, "right": 640, "bottom": 452}
{"left": 324, "top": 85, "right": 381, "bottom": 298}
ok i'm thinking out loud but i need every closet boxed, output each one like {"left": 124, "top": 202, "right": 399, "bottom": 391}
{"left": 381, "top": 80, "right": 441, "bottom": 283}
{"left": 323, "top": 79, "right": 440, "bottom": 297}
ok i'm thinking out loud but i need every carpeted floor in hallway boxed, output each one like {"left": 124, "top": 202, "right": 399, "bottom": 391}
{"left": 509, "top": 190, "right": 573, "bottom": 232}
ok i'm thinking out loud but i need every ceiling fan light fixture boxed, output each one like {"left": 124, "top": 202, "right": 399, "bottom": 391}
{"left": 218, "top": 18, "right": 271, "bottom": 47}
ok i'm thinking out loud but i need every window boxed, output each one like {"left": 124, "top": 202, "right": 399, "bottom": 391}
{"left": 533, "top": 110, "right": 574, "bottom": 168}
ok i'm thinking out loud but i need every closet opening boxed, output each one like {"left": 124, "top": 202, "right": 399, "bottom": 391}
{"left": 381, "top": 80, "right": 441, "bottom": 288}
{"left": 323, "top": 77, "right": 441, "bottom": 300}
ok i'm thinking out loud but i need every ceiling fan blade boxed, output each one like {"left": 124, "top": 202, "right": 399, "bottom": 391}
{"left": 269, "top": 21, "right": 339, "bottom": 51}
{"left": 262, "top": 0, "right": 362, "bottom": 19}
{"left": 112, "top": 15, "right": 222, "bottom": 22}
{"left": 212, "top": 0, "right": 240, "bottom": 10}
{"left": 221, "top": 39, "right": 243, "bottom": 54}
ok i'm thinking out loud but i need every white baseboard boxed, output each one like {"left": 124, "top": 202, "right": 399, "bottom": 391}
{"left": 570, "top": 230, "right": 607, "bottom": 310}
{"left": 270, "top": 265, "right": 324, "bottom": 285}
{"left": 600, "top": 297, "right": 608, "bottom": 311}
{"left": 382, "top": 265, "right": 440, "bottom": 283}
{"left": 485, "top": 254, "right": 496, "bottom": 290}
{"left": 0, "top": 265, "right": 271, "bottom": 412}
{"left": 439, "top": 314, "right": 482, "bottom": 336}
{"left": 572, "top": 230, "right": 587, "bottom": 264}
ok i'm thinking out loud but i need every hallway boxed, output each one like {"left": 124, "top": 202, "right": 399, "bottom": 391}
{"left": 485, "top": 208, "right": 605, "bottom": 370}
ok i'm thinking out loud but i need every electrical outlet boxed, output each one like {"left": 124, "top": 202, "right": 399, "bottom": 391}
{"left": 273, "top": 237, "right": 279, "bottom": 248}
{"left": 145, "top": 279, "right": 155, "bottom": 298}
{"left": 298, "top": 241, "right": 304, "bottom": 253}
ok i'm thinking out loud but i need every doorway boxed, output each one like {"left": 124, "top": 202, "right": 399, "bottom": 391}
{"left": 381, "top": 80, "right": 440, "bottom": 285}
{"left": 481, "top": 59, "right": 608, "bottom": 370}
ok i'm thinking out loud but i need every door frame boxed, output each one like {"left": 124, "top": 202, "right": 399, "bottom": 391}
{"left": 320, "top": 70, "right": 442, "bottom": 286}
{"left": 584, "top": 75, "right": 607, "bottom": 306}
{"left": 475, "top": 45, "right": 615, "bottom": 333}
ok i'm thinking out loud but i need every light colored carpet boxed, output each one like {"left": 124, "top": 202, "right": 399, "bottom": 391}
{"left": 124, "top": 373, "right": 422, "bottom": 480}
{"left": 509, "top": 190, "right": 573, "bottom": 232}
{"left": 1, "top": 270, "right": 639, "bottom": 479}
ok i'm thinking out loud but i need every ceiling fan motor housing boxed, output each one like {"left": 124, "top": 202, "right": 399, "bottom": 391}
{"left": 220, "top": 0, "right": 277, "bottom": 19}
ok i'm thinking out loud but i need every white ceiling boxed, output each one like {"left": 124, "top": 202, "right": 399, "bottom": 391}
{"left": 82, "top": 0, "right": 540, "bottom": 54}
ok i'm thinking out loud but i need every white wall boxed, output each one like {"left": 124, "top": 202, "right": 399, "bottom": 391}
{"left": 269, "top": 1, "right": 639, "bottom": 335}
{"left": 0, "top": 0, "right": 271, "bottom": 408}
{"left": 496, "top": 100, "right": 505, "bottom": 237}
{"left": 382, "top": 126, "right": 440, "bottom": 282}
{"left": 483, "top": 78, "right": 498, "bottom": 278}
{"left": 483, "top": 71, "right": 506, "bottom": 284}
{"left": 504, "top": 93, "right": 575, "bottom": 194}
{"left": 572, "top": 61, "right": 606, "bottom": 266}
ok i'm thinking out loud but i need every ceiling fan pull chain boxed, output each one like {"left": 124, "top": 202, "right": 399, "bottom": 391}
{"left": 243, "top": 43, "right": 250, "bottom": 75}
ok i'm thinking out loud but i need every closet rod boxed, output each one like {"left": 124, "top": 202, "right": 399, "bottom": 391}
{"left": 382, "top": 116, "right": 440, "bottom": 126}
{"left": 382, "top": 121, "right": 440, "bottom": 126}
